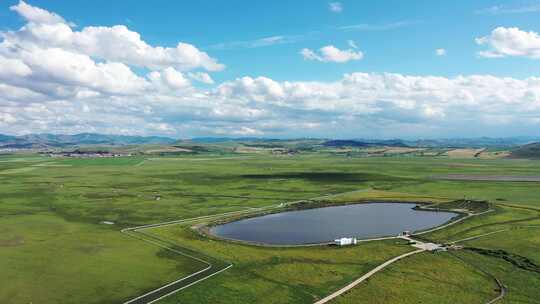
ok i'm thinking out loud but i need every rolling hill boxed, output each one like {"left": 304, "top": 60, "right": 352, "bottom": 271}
{"left": 0, "top": 133, "right": 177, "bottom": 148}
{"left": 510, "top": 142, "right": 540, "bottom": 159}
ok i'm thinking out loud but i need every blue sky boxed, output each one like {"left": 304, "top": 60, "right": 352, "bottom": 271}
{"left": 2, "top": 0, "right": 538, "bottom": 80}
{"left": 1, "top": 1, "right": 540, "bottom": 138}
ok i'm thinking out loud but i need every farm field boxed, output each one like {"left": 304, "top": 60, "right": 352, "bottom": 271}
{"left": 1, "top": 152, "right": 539, "bottom": 304}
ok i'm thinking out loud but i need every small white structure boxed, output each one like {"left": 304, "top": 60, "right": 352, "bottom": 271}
{"left": 400, "top": 230, "right": 411, "bottom": 237}
{"left": 411, "top": 241, "right": 443, "bottom": 251}
{"left": 334, "top": 237, "right": 358, "bottom": 246}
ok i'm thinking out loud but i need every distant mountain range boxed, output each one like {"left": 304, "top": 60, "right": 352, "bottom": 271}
{"left": 0, "top": 133, "right": 177, "bottom": 148}
{"left": 190, "top": 136, "right": 540, "bottom": 148}
{"left": 0, "top": 133, "right": 539, "bottom": 149}
{"left": 322, "top": 137, "right": 540, "bottom": 148}
{"left": 322, "top": 139, "right": 409, "bottom": 148}
{"left": 408, "top": 137, "right": 540, "bottom": 148}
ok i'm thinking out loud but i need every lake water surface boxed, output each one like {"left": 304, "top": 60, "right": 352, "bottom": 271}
{"left": 210, "top": 203, "right": 457, "bottom": 245}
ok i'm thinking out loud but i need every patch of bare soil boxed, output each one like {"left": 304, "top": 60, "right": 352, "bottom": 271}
{"left": 0, "top": 235, "right": 25, "bottom": 247}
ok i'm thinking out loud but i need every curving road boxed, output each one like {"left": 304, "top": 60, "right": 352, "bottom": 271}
{"left": 120, "top": 206, "right": 276, "bottom": 304}
{"left": 313, "top": 249, "right": 425, "bottom": 304}
{"left": 121, "top": 228, "right": 230, "bottom": 304}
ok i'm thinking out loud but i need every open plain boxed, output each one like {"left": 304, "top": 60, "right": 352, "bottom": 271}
{"left": 1, "top": 151, "right": 539, "bottom": 304}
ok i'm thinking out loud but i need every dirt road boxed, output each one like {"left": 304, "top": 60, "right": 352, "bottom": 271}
{"left": 313, "top": 249, "right": 425, "bottom": 304}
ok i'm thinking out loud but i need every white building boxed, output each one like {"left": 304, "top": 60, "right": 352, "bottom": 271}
{"left": 334, "top": 237, "right": 358, "bottom": 246}
{"left": 400, "top": 230, "right": 411, "bottom": 237}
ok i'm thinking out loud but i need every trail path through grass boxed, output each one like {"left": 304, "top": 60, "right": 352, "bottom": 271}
{"left": 313, "top": 249, "right": 425, "bottom": 304}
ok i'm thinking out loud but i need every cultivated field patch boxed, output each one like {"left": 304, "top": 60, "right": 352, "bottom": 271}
{"left": 445, "top": 148, "right": 485, "bottom": 158}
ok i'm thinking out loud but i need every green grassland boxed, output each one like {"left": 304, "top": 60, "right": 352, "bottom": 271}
{"left": 150, "top": 227, "right": 411, "bottom": 304}
{"left": 0, "top": 213, "right": 205, "bottom": 304}
{"left": 331, "top": 252, "right": 496, "bottom": 304}
{"left": 1, "top": 152, "right": 539, "bottom": 303}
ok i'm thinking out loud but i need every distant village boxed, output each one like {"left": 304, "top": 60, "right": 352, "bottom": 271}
{"left": 45, "top": 150, "right": 132, "bottom": 158}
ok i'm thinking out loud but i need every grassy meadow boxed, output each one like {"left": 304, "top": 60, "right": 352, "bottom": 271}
{"left": 1, "top": 152, "right": 539, "bottom": 303}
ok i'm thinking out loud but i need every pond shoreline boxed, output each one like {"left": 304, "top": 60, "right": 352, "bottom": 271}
{"left": 197, "top": 200, "right": 468, "bottom": 247}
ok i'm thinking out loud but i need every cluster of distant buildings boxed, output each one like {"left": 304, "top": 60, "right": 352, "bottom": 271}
{"left": 0, "top": 148, "right": 22, "bottom": 153}
{"left": 45, "top": 150, "right": 132, "bottom": 158}
{"left": 270, "top": 148, "right": 297, "bottom": 155}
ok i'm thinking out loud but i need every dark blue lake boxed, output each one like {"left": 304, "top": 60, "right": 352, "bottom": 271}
{"left": 210, "top": 203, "right": 457, "bottom": 245}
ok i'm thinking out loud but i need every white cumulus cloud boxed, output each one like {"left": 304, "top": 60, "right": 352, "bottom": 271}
{"left": 0, "top": 1, "right": 226, "bottom": 101}
{"left": 0, "top": 112, "right": 17, "bottom": 124}
{"left": 1, "top": 2, "right": 540, "bottom": 138}
{"left": 10, "top": 0, "right": 66, "bottom": 24}
{"left": 188, "top": 72, "right": 215, "bottom": 84}
{"left": 0, "top": 56, "right": 32, "bottom": 78}
{"left": 5, "top": 1, "right": 224, "bottom": 72}
{"left": 215, "top": 73, "right": 540, "bottom": 137}
{"left": 148, "top": 67, "right": 191, "bottom": 90}
{"left": 301, "top": 45, "right": 363, "bottom": 63}
{"left": 435, "top": 48, "right": 447, "bottom": 56}
{"left": 476, "top": 27, "right": 540, "bottom": 59}
{"left": 329, "top": 2, "right": 343, "bottom": 13}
